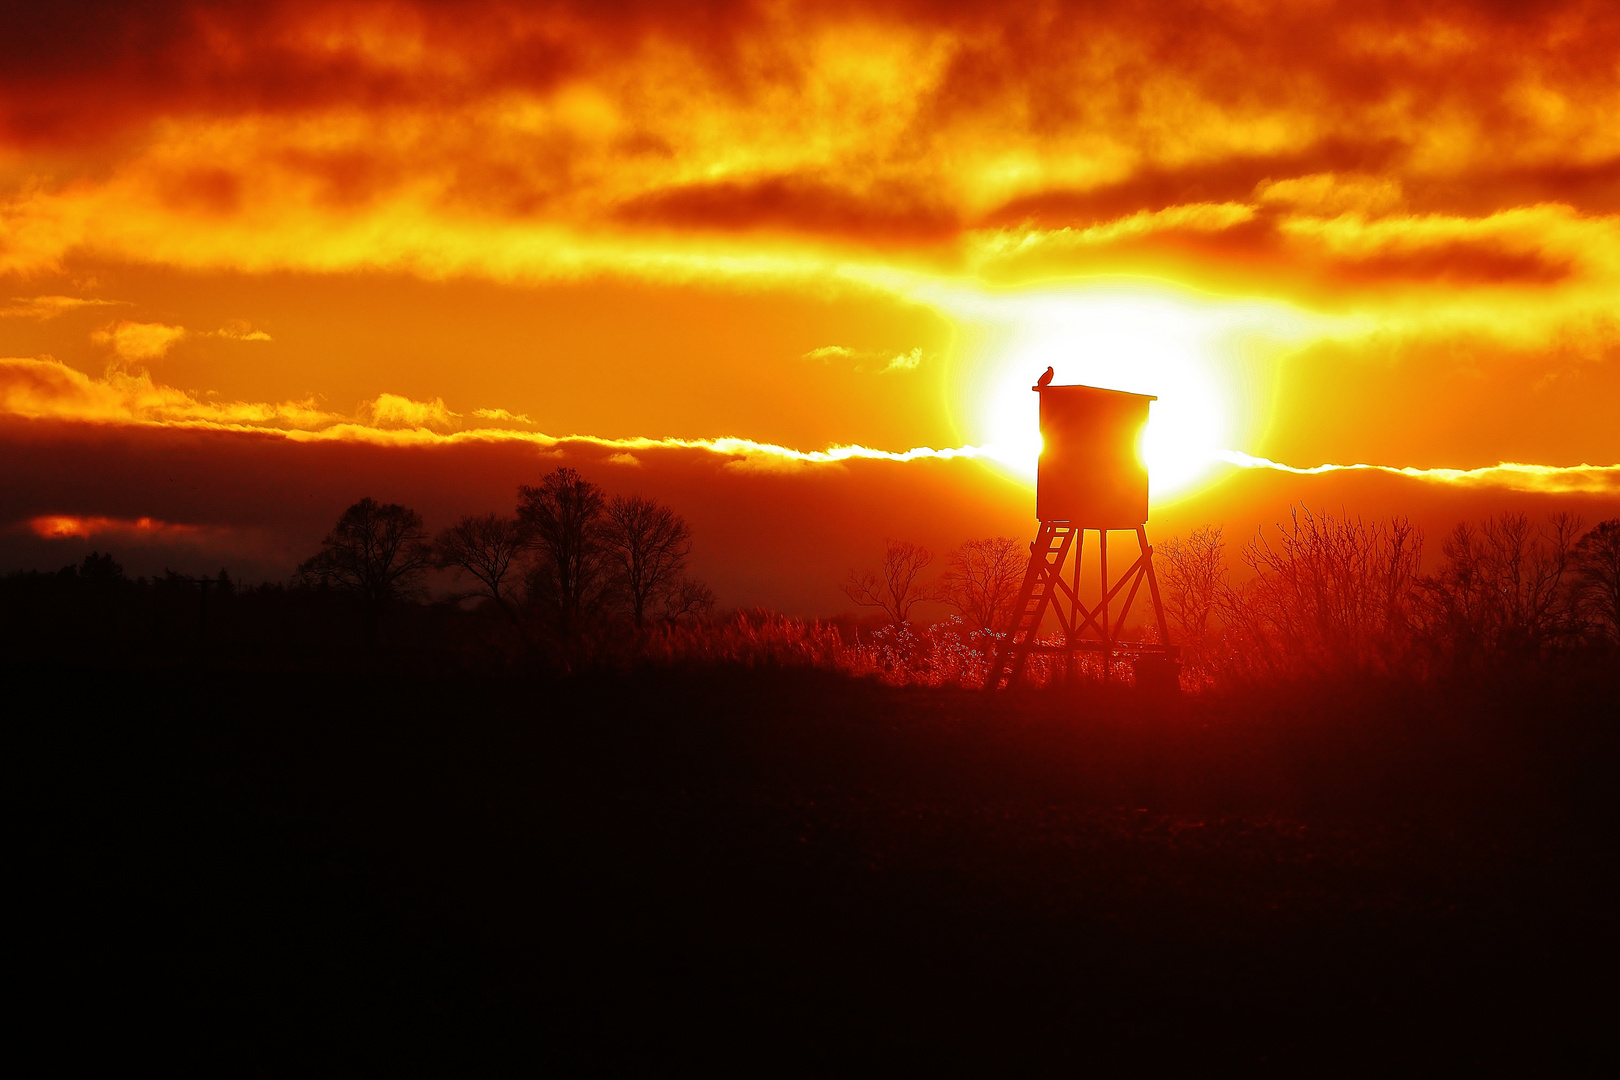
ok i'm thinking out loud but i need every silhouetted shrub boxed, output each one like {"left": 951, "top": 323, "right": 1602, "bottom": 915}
{"left": 1574, "top": 518, "right": 1620, "bottom": 643}
{"left": 1158, "top": 525, "right": 1226, "bottom": 683}
{"left": 1415, "top": 512, "right": 1584, "bottom": 671}
{"left": 1215, "top": 508, "right": 1422, "bottom": 679}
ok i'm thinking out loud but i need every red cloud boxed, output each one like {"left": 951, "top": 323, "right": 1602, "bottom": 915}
{"left": 28, "top": 514, "right": 199, "bottom": 540}
{"left": 616, "top": 176, "right": 959, "bottom": 243}
{"left": 3, "top": 4, "right": 1618, "bottom": 302}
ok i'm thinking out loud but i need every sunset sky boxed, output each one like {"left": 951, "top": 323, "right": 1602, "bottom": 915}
{"left": 4, "top": 0, "right": 1619, "bottom": 613}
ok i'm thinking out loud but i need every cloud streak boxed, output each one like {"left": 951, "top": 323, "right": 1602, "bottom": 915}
{"left": 0, "top": 355, "right": 980, "bottom": 467}
{"left": 802, "top": 344, "right": 926, "bottom": 373}
{"left": 0, "top": 356, "right": 1608, "bottom": 494}
{"left": 1, "top": 295, "right": 124, "bottom": 319}
{"left": 214, "top": 321, "right": 272, "bottom": 341}
{"left": 1218, "top": 451, "right": 1620, "bottom": 496}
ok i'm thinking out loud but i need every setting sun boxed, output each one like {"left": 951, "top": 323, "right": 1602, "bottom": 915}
{"left": 945, "top": 283, "right": 1313, "bottom": 499}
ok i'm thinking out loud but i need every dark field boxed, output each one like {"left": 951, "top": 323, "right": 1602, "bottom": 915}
{"left": 14, "top": 665, "right": 1619, "bottom": 1075}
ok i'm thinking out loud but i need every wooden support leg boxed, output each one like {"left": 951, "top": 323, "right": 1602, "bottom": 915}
{"left": 1138, "top": 525, "right": 1171, "bottom": 646}
{"left": 1099, "top": 530, "right": 1110, "bottom": 680}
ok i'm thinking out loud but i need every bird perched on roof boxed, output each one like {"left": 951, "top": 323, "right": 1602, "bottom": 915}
{"left": 1034, "top": 366, "right": 1054, "bottom": 390}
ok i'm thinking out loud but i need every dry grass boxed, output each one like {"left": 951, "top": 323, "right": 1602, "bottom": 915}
{"left": 643, "top": 611, "right": 1124, "bottom": 689}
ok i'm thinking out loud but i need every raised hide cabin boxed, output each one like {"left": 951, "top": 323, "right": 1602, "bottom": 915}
{"left": 1035, "top": 383, "right": 1155, "bottom": 527}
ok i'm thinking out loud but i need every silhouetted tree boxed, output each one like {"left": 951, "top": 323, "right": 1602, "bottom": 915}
{"left": 844, "top": 540, "right": 937, "bottom": 627}
{"left": 1574, "top": 518, "right": 1620, "bottom": 642}
{"left": 297, "top": 497, "right": 432, "bottom": 643}
{"left": 659, "top": 575, "right": 716, "bottom": 622}
{"left": 941, "top": 537, "right": 1024, "bottom": 634}
{"left": 1484, "top": 511, "right": 1582, "bottom": 652}
{"left": 1418, "top": 522, "right": 1492, "bottom": 667}
{"left": 1418, "top": 512, "right": 1582, "bottom": 665}
{"left": 77, "top": 551, "right": 126, "bottom": 589}
{"left": 66, "top": 551, "right": 133, "bottom": 647}
{"left": 1220, "top": 508, "right": 1422, "bottom": 675}
{"left": 602, "top": 495, "right": 696, "bottom": 631}
{"left": 1159, "top": 526, "right": 1226, "bottom": 668}
{"left": 517, "top": 467, "right": 612, "bottom": 644}
{"left": 434, "top": 512, "right": 528, "bottom": 616}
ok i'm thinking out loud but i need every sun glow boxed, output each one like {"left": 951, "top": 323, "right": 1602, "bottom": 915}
{"left": 943, "top": 283, "right": 1313, "bottom": 500}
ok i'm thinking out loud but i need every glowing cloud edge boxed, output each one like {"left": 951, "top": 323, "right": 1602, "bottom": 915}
{"left": 2, "top": 357, "right": 1613, "bottom": 493}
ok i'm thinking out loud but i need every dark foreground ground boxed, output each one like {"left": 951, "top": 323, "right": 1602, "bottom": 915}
{"left": 13, "top": 663, "right": 1619, "bottom": 1075}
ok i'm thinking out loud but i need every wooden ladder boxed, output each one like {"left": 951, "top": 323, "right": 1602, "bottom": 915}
{"left": 985, "top": 522, "right": 1077, "bottom": 691}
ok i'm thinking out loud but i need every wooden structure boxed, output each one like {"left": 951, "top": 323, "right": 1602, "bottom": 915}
{"left": 986, "top": 381, "right": 1180, "bottom": 691}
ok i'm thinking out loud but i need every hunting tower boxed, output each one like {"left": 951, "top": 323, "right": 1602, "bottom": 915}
{"left": 986, "top": 380, "right": 1180, "bottom": 691}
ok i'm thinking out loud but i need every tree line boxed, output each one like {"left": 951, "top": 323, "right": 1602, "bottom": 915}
{"left": 0, "top": 466, "right": 717, "bottom": 672}
{"left": 4, "top": 495, "right": 1615, "bottom": 685}
{"left": 295, "top": 466, "right": 713, "bottom": 662}
{"left": 1158, "top": 510, "right": 1620, "bottom": 680}
{"left": 842, "top": 537, "right": 1026, "bottom": 632}
{"left": 839, "top": 511, "right": 1620, "bottom": 681}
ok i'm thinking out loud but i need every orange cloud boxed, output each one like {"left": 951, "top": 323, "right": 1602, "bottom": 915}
{"left": 215, "top": 320, "right": 272, "bottom": 341}
{"left": 0, "top": 295, "right": 124, "bottom": 319}
{"left": 91, "top": 320, "right": 188, "bottom": 361}
{"left": 367, "top": 392, "right": 459, "bottom": 429}
{"left": 884, "top": 347, "right": 923, "bottom": 373}
{"left": 471, "top": 407, "right": 533, "bottom": 424}
{"left": 0, "top": 356, "right": 339, "bottom": 428}
{"left": 28, "top": 514, "right": 199, "bottom": 540}
{"left": 803, "top": 345, "right": 856, "bottom": 361}
{"left": 800, "top": 344, "right": 926, "bottom": 373}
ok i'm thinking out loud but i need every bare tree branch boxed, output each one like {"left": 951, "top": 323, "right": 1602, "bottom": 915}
{"left": 660, "top": 575, "right": 717, "bottom": 623}
{"left": 1575, "top": 519, "right": 1620, "bottom": 641}
{"left": 940, "top": 536, "right": 1024, "bottom": 634}
{"left": 844, "top": 540, "right": 937, "bottom": 626}
{"left": 1218, "top": 507, "right": 1422, "bottom": 675}
{"left": 297, "top": 497, "right": 433, "bottom": 643}
{"left": 1418, "top": 511, "right": 1585, "bottom": 663}
{"left": 434, "top": 512, "right": 527, "bottom": 615}
{"left": 602, "top": 494, "right": 695, "bottom": 631}
{"left": 517, "top": 467, "right": 613, "bottom": 642}
{"left": 1159, "top": 526, "right": 1226, "bottom": 663}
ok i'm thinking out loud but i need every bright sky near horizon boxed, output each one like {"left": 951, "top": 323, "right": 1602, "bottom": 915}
{"left": 3, "top": 0, "right": 1619, "bottom": 606}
